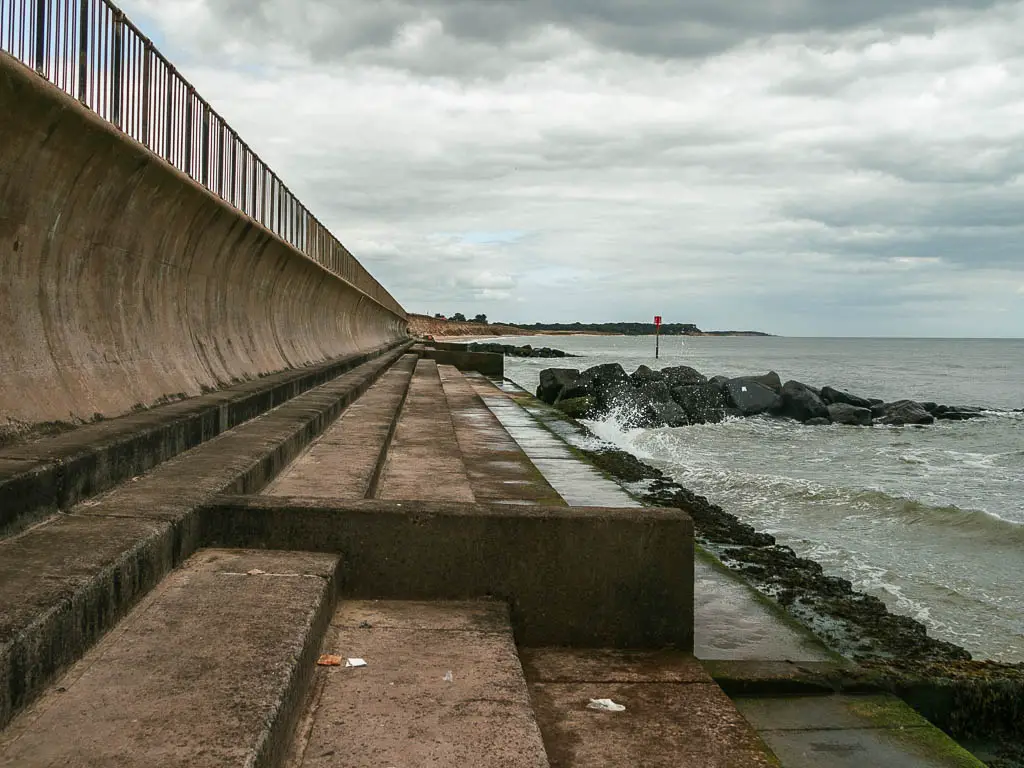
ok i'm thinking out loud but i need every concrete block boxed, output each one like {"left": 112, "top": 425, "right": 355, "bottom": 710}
{"left": 202, "top": 496, "right": 695, "bottom": 649}
{"left": 422, "top": 348, "right": 504, "bottom": 377}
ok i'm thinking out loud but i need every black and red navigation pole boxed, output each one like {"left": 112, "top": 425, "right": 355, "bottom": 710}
{"left": 654, "top": 315, "right": 662, "bottom": 359}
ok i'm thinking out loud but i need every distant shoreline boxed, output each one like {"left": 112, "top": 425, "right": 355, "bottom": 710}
{"left": 407, "top": 314, "right": 773, "bottom": 338}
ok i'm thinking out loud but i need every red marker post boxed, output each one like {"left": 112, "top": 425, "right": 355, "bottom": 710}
{"left": 654, "top": 315, "right": 662, "bottom": 359}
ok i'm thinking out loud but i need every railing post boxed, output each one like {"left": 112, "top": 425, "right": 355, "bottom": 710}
{"left": 183, "top": 87, "right": 194, "bottom": 177}
{"left": 164, "top": 71, "right": 173, "bottom": 161}
{"left": 200, "top": 104, "right": 210, "bottom": 187}
{"left": 34, "top": 0, "right": 48, "bottom": 73}
{"left": 110, "top": 10, "right": 123, "bottom": 128}
{"left": 77, "top": 0, "right": 89, "bottom": 101}
{"left": 140, "top": 42, "right": 151, "bottom": 148}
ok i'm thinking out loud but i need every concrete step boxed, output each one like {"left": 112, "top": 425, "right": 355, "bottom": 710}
{"left": 0, "top": 348, "right": 406, "bottom": 730}
{"left": 464, "top": 374, "right": 646, "bottom": 507}
{"left": 734, "top": 693, "right": 986, "bottom": 768}
{"left": 286, "top": 600, "right": 549, "bottom": 767}
{"left": 436, "top": 364, "right": 565, "bottom": 505}
{"left": 520, "top": 648, "right": 781, "bottom": 768}
{"left": 264, "top": 354, "right": 418, "bottom": 499}
{"left": 0, "top": 341, "right": 408, "bottom": 537}
{"left": 0, "top": 549, "right": 340, "bottom": 768}
{"left": 376, "top": 359, "right": 475, "bottom": 502}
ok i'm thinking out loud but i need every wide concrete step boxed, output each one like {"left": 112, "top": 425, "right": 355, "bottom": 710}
{"left": 287, "top": 600, "right": 549, "bottom": 767}
{"left": 265, "top": 354, "right": 418, "bottom": 499}
{"left": 376, "top": 359, "right": 475, "bottom": 501}
{"left": 520, "top": 648, "right": 781, "bottom": 768}
{"left": 437, "top": 365, "right": 565, "bottom": 505}
{"left": 0, "top": 549, "right": 340, "bottom": 768}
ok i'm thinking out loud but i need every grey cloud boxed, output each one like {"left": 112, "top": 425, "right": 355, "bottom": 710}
{"left": 203, "top": 0, "right": 1010, "bottom": 66}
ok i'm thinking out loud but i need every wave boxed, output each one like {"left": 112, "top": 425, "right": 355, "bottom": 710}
{"left": 582, "top": 410, "right": 1024, "bottom": 543}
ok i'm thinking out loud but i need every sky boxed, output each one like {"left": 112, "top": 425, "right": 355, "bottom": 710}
{"left": 117, "top": 0, "right": 1024, "bottom": 336}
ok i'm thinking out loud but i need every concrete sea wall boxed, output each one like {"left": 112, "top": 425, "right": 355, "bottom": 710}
{"left": 0, "top": 51, "right": 406, "bottom": 432}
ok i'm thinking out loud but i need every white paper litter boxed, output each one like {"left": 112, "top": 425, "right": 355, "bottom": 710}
{"left": 345, "top": 658, "right": 368, "bottom": 668}
{"left": 587, "top": 698, "right": 626, "bottom": 712}
{"left": 443, "top": 671, "right": 454, "bottom": 682}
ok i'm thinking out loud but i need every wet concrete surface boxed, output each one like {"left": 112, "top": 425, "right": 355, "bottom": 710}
{"left": 289, "top": 600, "right": 548, "bottom": 767}
{"left": 735, "top": 694, "right": 986, "bottom": 767}
{"left": 524, "top": 650, "right": 780, "bottom": 767}
{"left": 377, "top": 359, "right": 475, "bottom": 502}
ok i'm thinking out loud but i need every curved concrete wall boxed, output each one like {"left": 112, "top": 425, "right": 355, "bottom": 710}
{"left": 0, "top": 52, "right": 407, "bottom": 430}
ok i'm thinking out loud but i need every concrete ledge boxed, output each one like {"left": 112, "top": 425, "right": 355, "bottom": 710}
{"left": 702, "top": 660, "right": 864, "bottom": 696}
{"left": 419, "top": 348, "right": 504, "bottom": 377}
{"left": 0, "top": 348, "right": 405, "bottom": 730}
{"left": 201, "top": 496, "right": 694, "bottom": 649}
{"left": 0, "top": 340, "right": 411, "bottom": 537}
{"left": 0, "top": 515, "right": 176, "bottom": 729}
{"left": 0, "top": 550, "right": 340, "bottom": 768}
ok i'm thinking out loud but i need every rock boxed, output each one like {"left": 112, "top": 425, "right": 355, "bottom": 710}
{"left": 879, "top": 400, "right": 935, "bottom": 426}
{"left": 601, "top": 383, "right": 660, "bottom": 427}
{"left": 537, "top": 368, "right": 580, "bottom": 404}
{"left": 555, "top": 396, "right": 595, "bottom": 419}
{"left": 651, "top": 400, "right": 690, "bottom": 427}
{"left": 820, "top": 386, "right": 873, "bottom": 410}
{"left": 731, "top": 371, "right": 783, "bottom": 394}
{"left": 724, "top": 379, "right": 782, "bottom": 416}
{"left": 633, "top": 379, "right": 672, "bottom": 404}
{"left": 921, "top": 402, "right": 939, "bottom": 413}
{"left": 828, "top": 403, "right": 873, "bottom": 426}
{"left": 777, "top": 380, "right": 829, "bottom": 422}
{"left": 870, "top": 403, "right": 887, "bottom": 418}
{"left": 805, "top": 417, "right": 832, "bottom": 426}
{"left": 671, "top": 384, "right": 726, "bottom": 424}
{"left": 660, "top": 365, "right": 708, "bottom": 387}
{"left": 630, "top": 365, "right": 663, "bottom": 386}
{"left": 561, "top": 362, "right": 629, "bottom": 402}
{"left": 935, "top": 409, "right": 986, "bottom": 421}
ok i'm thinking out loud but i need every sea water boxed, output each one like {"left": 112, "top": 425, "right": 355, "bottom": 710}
{"left": 499, "top": 335, "right": 1024, "bottom": 662}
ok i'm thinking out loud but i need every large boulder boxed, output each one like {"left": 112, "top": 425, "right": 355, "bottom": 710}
{"left": 879, "top": 400, "right": 935, "bottom": 426}
{"left": 671, "top": 384, "right": 726, "bottom": 424}
{"left": 934, "top": 406, "right": 986, "bottom": 421}
{"left": 537, "top": 368, "right": 580, "bottom": 404}
{"left": 633, "top": 378, "right": 672, "bottom": 404}
{"left": 630, "top": 365, "right": 663, "bottom": 386}
{"left": 555, "top": 396, "right": 596, "bottom": 419}
{"left": 661, "top": 365, "right": 708, "bottom": 387}
{"left": 562, "top": 362, "right": 629, "bottom": 402}
{"left": 723, "top": 379, "right": 781, "bottom": 416}
{"left": 651, "top": 400, "right": 690, "bottom": 427}
{"left": 805, "top": 417, "right": 832, "bottom": 426}
{"left": 777, "top": 380, "right": 829, "bottom": 422}
{"left": 601, "top": 383, "right": 660, "bottom": 427}
{"left": 820, "top": 386, "right": 873, "bottom": 410}
{"left": 730, "top": 371, "right": 783, "bottom": 394}
{"left": 828, "top": 403, "right": 873, "bottom": 426}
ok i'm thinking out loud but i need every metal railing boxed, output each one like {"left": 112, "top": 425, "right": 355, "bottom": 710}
{"left": 1, "top": 0, "right": 403, "bottom": 317}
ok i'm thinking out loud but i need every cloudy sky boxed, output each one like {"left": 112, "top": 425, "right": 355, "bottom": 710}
{"left": 120, "top": 0, "right": 1023, "bottom": 336}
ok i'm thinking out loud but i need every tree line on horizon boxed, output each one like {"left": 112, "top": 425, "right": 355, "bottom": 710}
{"left": 430, "top": 314, "right": 708, "bottom": 335}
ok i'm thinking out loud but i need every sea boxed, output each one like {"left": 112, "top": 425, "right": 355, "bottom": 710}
{"left": 494, "top": 335, "right": 1024, "bottom": 663}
